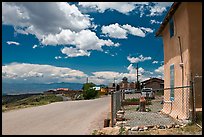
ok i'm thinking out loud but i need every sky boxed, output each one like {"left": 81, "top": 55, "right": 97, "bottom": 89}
{"left": 2, "top": 2, "right": 172, "bottom": 85}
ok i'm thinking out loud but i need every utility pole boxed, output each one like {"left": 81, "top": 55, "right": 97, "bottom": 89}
{"left": 86, "top": 77, "right": 88, "bottom": 83}
{"left": 136, "top": 63, "right": 139, "bottom": 84}
{"left": 135, "top": 63, "right": 140, "bottom": 90}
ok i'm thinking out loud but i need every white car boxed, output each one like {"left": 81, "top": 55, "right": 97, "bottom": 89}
{"left": 141, "top": 88, "right": 155, "bottom": 99}
{"left": 124, "top": 89, "right": 135, "bottom": 94}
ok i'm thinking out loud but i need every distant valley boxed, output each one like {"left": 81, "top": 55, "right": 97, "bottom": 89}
{"left": 2, "top": 82, "right": 84, "bottom": 95}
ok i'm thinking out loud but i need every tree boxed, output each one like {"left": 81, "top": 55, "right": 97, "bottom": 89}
{"left": 82, "top": 83, "right": 99, "bottom": 100}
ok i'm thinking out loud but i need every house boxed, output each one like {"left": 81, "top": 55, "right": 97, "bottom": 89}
{"left": 141, "top": 78, "right": 164, "bottom": 91}
{"left": 92, "top": 86, "right": 108, "bottom": 95}
{"left": 155, "top": 2, "right": 202, "bottom": 119}
{"left": 119, "top": 77, "right": 136, "bottom": 90}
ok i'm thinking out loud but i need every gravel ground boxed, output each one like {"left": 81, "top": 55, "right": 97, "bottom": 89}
{"left": 123, "top": 98, "right": 181, "bottom": 128}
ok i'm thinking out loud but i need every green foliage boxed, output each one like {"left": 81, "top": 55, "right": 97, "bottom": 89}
{"left": 82, "top": 83, "right": 99, "bottom": 100}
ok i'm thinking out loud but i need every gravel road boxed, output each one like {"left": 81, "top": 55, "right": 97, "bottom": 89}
{"left": 2, "top": 95, "right": 111, "bottom": 135}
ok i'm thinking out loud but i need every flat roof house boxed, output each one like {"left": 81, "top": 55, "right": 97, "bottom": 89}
{"left": 155, "top": 2, "right": 202, "bottom": 120}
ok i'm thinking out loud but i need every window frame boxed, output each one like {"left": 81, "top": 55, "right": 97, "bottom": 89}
{"left": 169, "top": 18, "right": 174, "bottom": 38}
{"left": 170, "top": 64, "right": 174, "bottom": 101}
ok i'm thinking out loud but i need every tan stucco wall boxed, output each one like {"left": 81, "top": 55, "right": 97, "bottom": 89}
{"left": 161, "top": 2, "right": 202, "bottom": 119}
{"left": 187, "top": 3, "right": 202, "bottom": 108}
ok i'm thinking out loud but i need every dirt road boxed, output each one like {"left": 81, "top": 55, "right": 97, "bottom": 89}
{"left": 2, "top": 95, "right": 111, "bottom": 135}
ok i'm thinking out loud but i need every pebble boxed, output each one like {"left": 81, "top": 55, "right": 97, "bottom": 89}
{"left": 144, "top": 126, "right": 148, "bottom": 130}
{"left": 131, "top": 126, "right": 139, "bottom": 131}
{"left": 175, "top": 125, "right": 180, "bottom": 128}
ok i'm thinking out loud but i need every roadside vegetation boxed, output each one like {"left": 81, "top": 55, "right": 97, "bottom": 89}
{"left": 2, "top": 94, "right": 63, "bottom": 112}
{"left": 82, "top": 83, "right": 99, "bottom": 100}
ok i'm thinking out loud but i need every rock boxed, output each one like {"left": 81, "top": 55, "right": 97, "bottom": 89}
{"left": 115, "top": 121, "right": 126, "bottom": 126}
{"left": 139, "top": 128, "right": 144, "bottom": 131}
{"left": 152, "top": 126, "right": 157, "bottom": 130}
{"left": 146, "top": 125, "right": 154, "bottom": 129}
{"left": 131, "top": 126, "right": 139, "bottom": 131}
{"left": 144, "top": 126, "right": 148, "bottom": 130}
{"left": 159, "top": 125, "right": 165, "bottom": 129}
{"left": 117, "top": 110, "right": 125, "bottom": 114}
{"left": 99, "top": 127, "right": 121, "bottom": 135}
{"left": 175, "top": 125, "right": 180, "bottom": 128}
{"left": 124, "top": 126, "right": 131, "bottom": 130}
{"left": 166, "top": 124, "right": 173, "bottom": 129}
{"left": 116, "top": 114, "right": 124, "bottom": 119}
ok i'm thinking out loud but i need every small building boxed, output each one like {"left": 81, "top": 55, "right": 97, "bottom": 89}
{"left": 155, "top": 2, "right": 202, "bottom": 119}
{"left": 141, "top": 78, "right": 164, "bottom": 91}
{"left": 119, "top": 77, "right": 136, "bottom": 90}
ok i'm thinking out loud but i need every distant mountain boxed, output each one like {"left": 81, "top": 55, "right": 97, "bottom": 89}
{"left": 2, "top": 82, "right": 83, "bottom": 95}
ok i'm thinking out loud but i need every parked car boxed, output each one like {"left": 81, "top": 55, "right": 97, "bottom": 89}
{"left": 141, "top": 88, "right": 155, "bottom": 99}
{"left": 124, "top": 89, "right": 136, "bottom": 94}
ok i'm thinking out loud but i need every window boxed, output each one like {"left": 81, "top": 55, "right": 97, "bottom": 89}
{"left": 169, "top": 18, "right": 174, "bottom": 38}
{"left": 170, "top": 64, "right": 174, "bottom": 101}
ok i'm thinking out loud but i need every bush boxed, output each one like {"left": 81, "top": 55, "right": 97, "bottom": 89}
{"left": 82, "top": 83, "right": 99, "bottom": 100}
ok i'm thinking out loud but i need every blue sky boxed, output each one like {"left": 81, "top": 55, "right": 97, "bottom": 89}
{"left": 2, "top": 2, "right": 172, "bottom": 85}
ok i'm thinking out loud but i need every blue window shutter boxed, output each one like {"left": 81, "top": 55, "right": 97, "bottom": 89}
{"left": 169, "top": 18, "right": 174, "bottom": 38}
{"left": 170, "top": 64, "right": 174, "bottom": 101}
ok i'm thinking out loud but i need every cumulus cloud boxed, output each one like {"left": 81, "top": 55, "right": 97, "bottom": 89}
{"left": 155, "top": 65, "right": 164, "bottom": 74}
{"left": 54, "top": 56, "right": 62, "bottom": 59}
{"left": 78, "top": 2, "right": 139, "bottom": 14}
{"left": 2, "top": 2, "right": 91, "bottom": 36}
{"left": 6, "top": 41, "right": 20, "bottom": 46}
{"left": 61, "top": 47, "right": 91, "bottom": 57}
{"left": 78, "top": 2, "right": 172, "bottom": 17}
{"left": 127, "top": 55, "right": 152, "bottom": 63}
{"left": 101, "top": 23, "right": 153, "bottom": 39}
{"left": 32, "top": 45, "right": 38, "bottom": 49}
{"left": 2, "top": 62, "right": 88, "bottom": 83}
{"left": 101, "top": 23, "right": 128, "bottom": 39}
{"left": 150, "top": 19, "right": 162, "bottom": 24}
{"left": 147, "top": 2, "right": 173, "bottom": 16}
{"left": 152, "top": 60, "right": 159, "bottom": 64}
{"left": 2, "top": 2, "right": 120, "bottom": 57}
{"left": 89, "top": 65, "right": 150, "bottom": 85}
{"left": 122, "top": 24, "right": 146, "bottom": 37}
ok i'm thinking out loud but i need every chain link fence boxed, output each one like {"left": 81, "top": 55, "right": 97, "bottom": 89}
{"left": 110, "top": 76, "right": 202, "bottom": 128}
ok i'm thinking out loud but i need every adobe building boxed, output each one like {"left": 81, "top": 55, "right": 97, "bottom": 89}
{"left": 156, "top": 2, "right": 202, "bottom": 120}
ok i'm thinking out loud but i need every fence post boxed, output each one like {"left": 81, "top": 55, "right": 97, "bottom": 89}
{"left": 190, "top": 80, "right": 196, "bottom": 123}
{"left": 110, "top": 91, "right": 114, "bottom": 127}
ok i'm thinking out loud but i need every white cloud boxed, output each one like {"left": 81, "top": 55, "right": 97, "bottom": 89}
{"left": 78, "top": 2, "right": 172, "bottom": 17}
{"left": 32, "top": 45, "right": 38, "bottom": 49}
{"left": 78, "top": 2, "right": 138, "bottom": 14}
{"left": 150, "top": 19, "right": 162, "bottom": 24}
{"left": 54, "top": 56, "right": 62, "bottom": 59}
{"left": 6, "top": 41, "right": 20, "bottom": 46}
{"left": 155, "top": 65, "right": 164, "bottom": 74}
{"left": 41, "top": 29, "right": 119, "bottom": 57}
{"left": 101, "top": 23, "right": 127, "bottom": 39}
{"left": 147, "top": 2, "right": 173, "bottom": 16}
{"left": 61, "top": 47, "right": 91, "bottom": 57}
{"left": 140, "top": 27, "right": 154, "bottom": 33}
{"left": 122, "top": 24, "right": 146, "bottom": 37}
{"left": 127, "top": 55, "right": 152, "bottom": 63}
{"left": 2, "top": 62, "right": 88, "bottom": 83}
{"left": 101, "top": 23, "right": 153, "bottom": 39}
{"left": 2, "top": 2, "right": 91, "bottom": 35}
{"left": 152, "top": 60, "right": 159, "bottom": 64}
